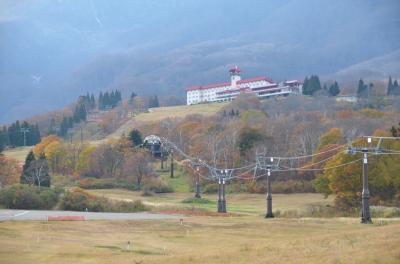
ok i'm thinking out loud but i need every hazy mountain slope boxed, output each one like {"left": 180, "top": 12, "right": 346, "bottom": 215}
{"left": 330, "top": 49, "right": 400, "bottom": 82}
{"left": 64, "top": 0, "right": 400, "bottom": 97}
{"left": 1, "top": 0, "right": 399, "bottom": 124}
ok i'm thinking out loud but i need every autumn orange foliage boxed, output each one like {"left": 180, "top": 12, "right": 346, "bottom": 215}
{"left": 33, "top": 135, "right": 62, "bottom": 157}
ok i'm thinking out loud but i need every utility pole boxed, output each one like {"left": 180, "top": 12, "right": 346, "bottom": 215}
{"left": 20, "top": 127, "right": 30, "bottom": 147}
{"left": 160, "top": 148, "right": 164, "bottom": 170}
{"left": 347, "top": 144, "right": 372, "bottom": 224}
{"left": 266, "top": 163, "right": 274, "bottom": 218}
{"left": 170, "top": 150, "right": 174, "bottom": 178}
{"left": 217, "top": 177, "right": 223, "bottom": 213}
{"left": 256, "top": 154, "right": 275, "bottom": 218}
{"left": 361, "top": 148, "right": 371, "bottom": 223}
{"left": 221, "top": 177, "right": 227, "bottom": 213}
{"left": 216, "top": 169, "right": 228, "bottom": 213}
{"left": 195, "top": 166, "right": 201, "bottom": 198}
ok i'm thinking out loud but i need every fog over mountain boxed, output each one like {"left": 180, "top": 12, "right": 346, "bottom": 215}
{"left": 1, "top": 0, "right": 399, "bottom": 124}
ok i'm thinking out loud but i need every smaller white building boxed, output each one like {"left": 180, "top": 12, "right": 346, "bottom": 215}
{"left": 335, "top": 96, "right": 358, "bottom": 103}
{"left": 186, "top": 66, "right": 302, "bottom": 105}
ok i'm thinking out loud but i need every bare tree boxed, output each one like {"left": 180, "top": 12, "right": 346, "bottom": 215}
{"left": 123, "top": 149, "right": 155, "bottom": 189}
{"left": 85, "top": 144, "right": 124, "bottom": 178}
{"left": 24, "top": 159, "right": 51, "bottom": 187}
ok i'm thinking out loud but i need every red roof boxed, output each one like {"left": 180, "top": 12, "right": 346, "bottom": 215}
{"left": 185, "top": 76, "right": 274, "bottom": 92}
{"left": 186, "top": 82, "right": 231, "bottom": 91}
{"left": 216, "top": 87, "right": 250, "bottom": 95}
{"left": 237, "top": 76, "right": 273, "bottom": 84}
{"left": 284, "top": 80, "right": 303, "bottom": 84}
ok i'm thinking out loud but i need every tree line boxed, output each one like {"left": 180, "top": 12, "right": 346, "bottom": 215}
{"left": 98, "top": 90, "right": 122, "bottom": 110}
{"left": 18, "top": 132, "right": 161, "bottom": 192}
{"left": 0, "top": 121, "right": 41, "bottom": 150}
{"left": 48, "top": 100, "right": 88, "bottom": 137}
{"left": 387, "top": 76, "right": 400, "bottom": 96}
{"left": 303, "top": 75, "right": 400, "bottom": 99}
{"left": 148, "top": 95, "right": 160, "bottom": 108}
{"left": 49, "top": 91, "right": 122, "bottom": 138}
{"left": 302, "top": 75, "right": 340, "bottom": 96}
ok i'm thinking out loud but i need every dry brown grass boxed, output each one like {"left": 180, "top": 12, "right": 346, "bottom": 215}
{"left": 87, "top": 190, "right": 335, "bottom": 216}
{"left": 0, "top": 217, "right": 399, "bottom": 264}
{"left": 2, "top": 146, "right": 32, "bottom": 162}
{"left": 95, "top": 103, "right": 227, "bottom": 143}
{"left": 138, "top": 103, "right": 227, "bottom": 122}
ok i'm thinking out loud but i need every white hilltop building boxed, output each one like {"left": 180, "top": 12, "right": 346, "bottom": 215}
{"left": 186, "top": 66, "right": 303, "bottom": 105}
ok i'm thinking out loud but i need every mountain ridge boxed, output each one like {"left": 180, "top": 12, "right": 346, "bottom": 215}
{"left": 1, "top": 0, "right": 399, "bottom": 124}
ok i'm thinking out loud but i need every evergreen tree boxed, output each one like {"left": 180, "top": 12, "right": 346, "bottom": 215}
{"left": 387, "top": 76, "right": 393, "bottom": 95}
{"left": 357, "top": 79, "right": 368, "bottom": 98}
{"left": 15, "top": 121, "right": 22, "bottom": 147}
{"left": 34, "top": 124, "right": 41, "bottom": 144}
{"left": 328, "top": 81, "right": 340, "bottom": 96}
{"left": 90, "top": 94, "right": 96, "bottom": 109}
{"left": 2, "top": 126, "right": 10, "bottom": 146}
{"left": 7, "top": 123, "right": 15, "bottom": 147}
{"left": 302, "top": 77, "right": 309, "bottom": 94}
{"left": 130, "top": 92, "right": 137, "bottom": 103}
{"left": 68, "top": 117, "right": 74, "bottom": 128}
{"left": 0, "top": 135, "right": 3, "bottom": 153}
{"left": 393, "top": 80, "right": 400, "bottom": 96}
{"left": 0, "top": 131, "right": 4, "bottom": 153}
{"left": 4, "top": 121, "right": 40, "bottom": 147}
{"left": 110, "top": 91, "right": 116, "bottom": 106}
{"left": 20, "top": 151, "right": 36, "bottom": 184}
{"left": 99, "top": 92, "right": 104, "bottom": 110}
{"left": 148, "top": 95, "right": 160, "bottom": 108}
{"left": 27, "top": 124, "right": 34, "bottom": 145}
{"left": 105, "top": 92, "right": 111, "bottom": 109}
{"left": 73, "top": 103, "right": 87, "bottom": 123}
{"left": 59, "top": 116, "right": 69, "bottom": 136}
{"left": 390, "top": 122, "right": 400, "bottom": 137}
{"left": 311, "top": 75, "right": 322, "bottom": 95}
{"left": 20, "top": 121, "right": 30, "bottom": 145}
{"left": 80, "top": 104, "right": 87, "bottom": 121}
{"left": 73, "top": 105, "right": 80, "bottom": 122}
{"left": 129, "top": 129, "right": 143, "bottom": 146}
{"left": 0, "top": 126, "right": 9, "bottom": 150}
{"left": 48, "top": 118, "right": 57, "bottom": 135}
{"left": 116, "top": 90, "right": 122, "bottom": 102}
{"left": 302, "top": 75, "right": 321, "bottom": 95}
{"left": 24, "top": 152, "right": 51, "bottom": 187}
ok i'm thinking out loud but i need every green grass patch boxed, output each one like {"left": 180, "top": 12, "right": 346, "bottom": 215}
{"left": 95, "top": 245, "right": 122, "bottom": 251}
{"left": 181, "top": 197, "right": 214, "bottom": 204}
{"left": 133, "top": 249, "right": 165, "bottom": 255}
{"left": 158, "top": 162, "right": 189, "bottom": 193}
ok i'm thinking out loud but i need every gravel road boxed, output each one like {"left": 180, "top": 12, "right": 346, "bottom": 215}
{"left": 0, "top": 209, "right": 177, "bottom": 221}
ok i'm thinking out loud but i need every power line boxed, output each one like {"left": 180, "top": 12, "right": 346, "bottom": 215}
{"left": 151, "top": 134, "right": 400, "bottom": 221}
{"left": 273, "top": 158, "right": 362, "bottom": 172}
{"left": 278, "top": 152, "right": 341, "bottom": 170}
{"left": 269, "top": 144, "right": 347, "bottom": 160}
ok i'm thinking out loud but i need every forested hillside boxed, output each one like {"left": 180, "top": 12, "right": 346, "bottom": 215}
{"left": 3, "top": 92, "right": 399, "bottom": 212}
